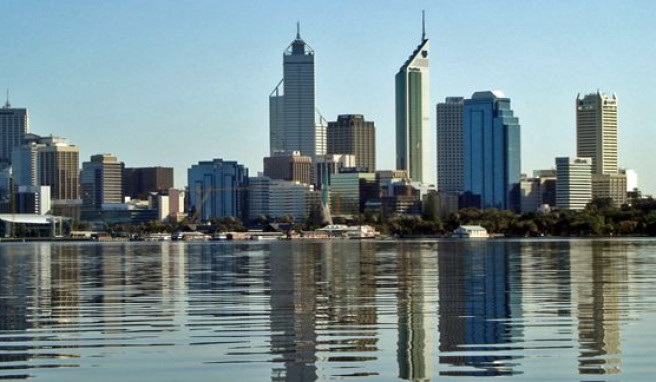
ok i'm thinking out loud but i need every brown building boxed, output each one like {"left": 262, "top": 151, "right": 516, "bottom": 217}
{"left": 263, "top": 151, "right": 312, "bottom": 185}
{"left": 123, "top": 167, "right": 173, "bottom": 200}
{"left": 37, "top": 137, "right": 81, "bottom": 218}
{"left": 327, "top": 114, "right": 376, "bottom": 172}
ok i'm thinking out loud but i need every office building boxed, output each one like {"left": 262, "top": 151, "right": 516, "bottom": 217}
{"left": 436, "top": 97, "right": 464, "bottom": 192}
{"left": 463, "top": 91, "right": 521, "bottom": 211}
{"left": 576, "top": 92, "right": 618, "bottom": 175}
{"left": 80, "top": 154, "right": 124, "bottom": 209}
{"left": 329, "top": 172, "right": 376, "bottom": 217}
{"left": 592, "top": 173, "right": 627, "bottom": 207}
{"left": 36, "top": 136, "right": 81, "bottom": 218}
{"left": 11, "top": 133, "right": 41, "bottom": 187}
{"left": 269, "top": 24, "right": 324, "bottom": 160}
{"left": 327, "top": 114, "right": 376, "bottom": 172}
{"left": 556, "top": 157, "right": 592, "bottom": 211}
{"left": 263, "top": 151, "right": 312, "bottom": 185}
{"left": 123, "top": 167, "right": 174, "bottom": 200}
{"left": 396, "top": 14, "right": 431, "bottom": 185}
{"left": 187, "top": 158, "right": 248, "bottom": 221}
{"left": 0, "top": 96, "right": 28, "bottom": 166}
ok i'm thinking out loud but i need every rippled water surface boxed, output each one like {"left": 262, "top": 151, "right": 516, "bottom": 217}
{"left": 1, "top": 239, "right": 656, "bottom": 381}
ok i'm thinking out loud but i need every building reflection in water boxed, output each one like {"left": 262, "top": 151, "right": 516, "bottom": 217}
{"left": 269, "top": 242, "right": 319, "bottom": 382}
{"left": 395, "top": 242, "right": 438, "bottom": 381}
{"left": 574, "top": 240, "right": 628, "bottom": 376}
{"left": 437, "top": 241, "right": 522, "bottom": 377}
{"left": 269, "top": 241, "right": 380, "bottom": 381}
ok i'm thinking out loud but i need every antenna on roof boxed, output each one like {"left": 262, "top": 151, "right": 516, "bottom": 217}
{"left": 422, "top": 10, "right": 426, "bottom": 41}
{"left": 296, "top": 21, "right": 301, "bottom": 39}
{"left": 3, "top": 89, "right": 9, "bottom": 108}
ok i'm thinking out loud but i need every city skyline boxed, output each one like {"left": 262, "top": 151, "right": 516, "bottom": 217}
{"left": 2, "top": 1, "right": 654, "bottom": 193}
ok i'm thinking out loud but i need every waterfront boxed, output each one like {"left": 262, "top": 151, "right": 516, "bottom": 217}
{"left": 1, "top": 239, "right": 655, "bottom": 381}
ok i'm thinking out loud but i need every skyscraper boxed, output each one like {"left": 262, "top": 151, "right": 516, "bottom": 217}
{"left": 187, "top": 158, "right": 248, "bottom": 221}
{"left": 436, "top": 97, "right": 464, "bottom": 192}
{"left": 123, "top": 167, "right": 174, "bottom": 200}
{"left": 327, "top": 114, "right": 376, "bottom": 172}
{"left": 36, "top": 136, "right": 81, "bottom": 218}
{"left": 463, "top": 91, "right": 521, "bottom": 211}
{"left": 0, "top": 94, "right": 28, "bottom": 166}
{"left": 576, "top": 92, "right": 626, "bottom": 205}
{"left": 396, "top": 14, "right": 430, "bottom": 185}
{"left": 80, "top": 153, "right": 124, "bottom": 209}
{"left": 269, "top": 24, "right": 323, "bottom": 160}
{"left": 576, "top": 92, "right": 618, "bottom": 175}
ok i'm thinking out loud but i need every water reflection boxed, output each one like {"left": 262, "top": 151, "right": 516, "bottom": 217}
{"left": 437, "top": 241, "right": 521, "bottom": 377}
{"left": 0, "top": 239, "right": 653, "bottom": 381}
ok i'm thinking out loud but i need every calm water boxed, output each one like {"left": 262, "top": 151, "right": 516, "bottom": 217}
{"left": 1, "top": 239, "right": 656, "bottom": 381}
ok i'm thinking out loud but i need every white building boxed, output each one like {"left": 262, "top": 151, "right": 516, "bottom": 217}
{"left": 556, "top": 157, "right": 592, "bottom": 211}
{"left": 248, "top": 176, "right": 317, "bottom": 222}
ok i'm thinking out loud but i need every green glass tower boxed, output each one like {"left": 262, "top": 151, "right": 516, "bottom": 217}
{"left": 395, "top": 14, "right": 431, "bottom": 185}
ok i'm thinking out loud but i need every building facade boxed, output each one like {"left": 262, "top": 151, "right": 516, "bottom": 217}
{"left": 556, "top": 157, "right": 592, "bottom": 211}
{"left": 263, "top": 151, "right": 312, "bottom": 185}
{"left": 36, "top": 136, "right": 81, "bottom": 218}
{"left": 123, "top": 167, "right": 174, "bottom": 200}
{"left": 395, "top": 21, "right": 431, "bottom": 185}
{"left": 80, "top": 154, "right": 124, "bottom": 209}
{"left": 576, "top": 92, "right": 618, "bottom": 175}
{"left": 463, "top": 91, "right": 521, "bottom": 211}
{"left": 436, "top": 97, "right": 464, "bottom": 192}
{"left": 0, "top": 98, "right": 28, "bottom": 167}
{"left": 269, "top": 25, "right": 324, "bottom": 160}
{"left": 327, "top": 114, "right": 376, "bottom": 172}
{"left": 187, "top": 159, "right": 248, "bottom": 222}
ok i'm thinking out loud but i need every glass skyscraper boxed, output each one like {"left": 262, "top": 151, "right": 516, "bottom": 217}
{"left": 187, "top": 158, "right": 249, "bottom": 221}
{"left": 395, "top": 18, "right": 431, "bottom": 185}
{"left": 0, "top": 96, "right": 28, "bottom": 166}
{"left": 269, "top": 25, "right": 323, "bottom": 160}
{"left": 463, "top": 91, "right": 521, "bottom": 211}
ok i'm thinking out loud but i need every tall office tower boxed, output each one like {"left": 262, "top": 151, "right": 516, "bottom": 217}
{"left": 555, "top": 157, "right": 592, "bottom": 211}
{"left": 80, "top": 154, "right": 124, "bottom": 209}
{"left": 327, "top": 114, "right": 376, "bottom": 173}
{"left": 123, "top": 167, "right": 174, "bottom": 200}
{"left": 263, "top": 151, "right": 312, "bottom": 185}
{"left": 269, "top": 24, "right": 322, "bottom": 159}
{"left": 436, "top": 97, "right": 464, "bottom": 192}
{"left": 11, "top": 133, "right": 42, "bottom": 187}
{"left": 396, "top": 14, "right": 430, "bottom": 185}
{"left": 576, "top": 92, "right": 618, "bottom": 175}
{"left": 463, "top": 91, "right": 521, "bottom": 211}
{"left": 0, "top": 95, "right": 29, "bottom": 166}
{"left": 36, "top": 136, "right": 81, "bottom": 218}
{"left": 187, "top": 158, "right": 248, "bottom": 221}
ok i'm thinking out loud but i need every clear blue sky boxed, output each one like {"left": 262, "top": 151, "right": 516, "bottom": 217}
{"left": 2, "top": 1, "right": 655, "bottom": 193}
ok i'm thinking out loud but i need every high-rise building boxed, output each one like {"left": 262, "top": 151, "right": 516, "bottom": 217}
{"left": 327, "top": 114, "right": 376, "bottom": 173}
{"left": 556, "top": 157, "right": 592, "bottom": 211}
{"left": 11, "top": 133, "right": 41, "bottom": 187}
{"left": 396, "top": 15, "right": 430, "bottom": 185}
{"left": 248, "top": 176, "right": 317, "bottom": 222}
{"left": 436, "top": 97, "right": 464, "bottom": 192}
{"left": 269, "top": 24, "right": 324, "bottom": 160}
{"left": 0, "top": 95, "right": 28, "bottom": 166}
{"left": 463, "top": 91, "right": 521, "bottom": 211}
{"left": 123, "top": 167, "right": 174, "bottom": 200}
{"left": 80, "top": 154, "right": 124, "bottom": 209}
{"left": 187, "top": 158, "right": 248, "bottom": 221}
{"left": 263, "top": 151, "right": 312, "bottom": 185}
{"left": 576, "top": 92, "right": 618, "bottom": 175}
{"left": 36, "top": 136, "right": 81, "bottom": 218}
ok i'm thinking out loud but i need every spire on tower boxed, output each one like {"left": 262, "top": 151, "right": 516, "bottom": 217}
{"left": 3, "top": 89, "right": 9, "bottom": 108}
{"left": 421, "top": 10, "right": 426, "bottom": 41}
{"left": 296, "top": 21, "right": 301, "bottom": 40}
